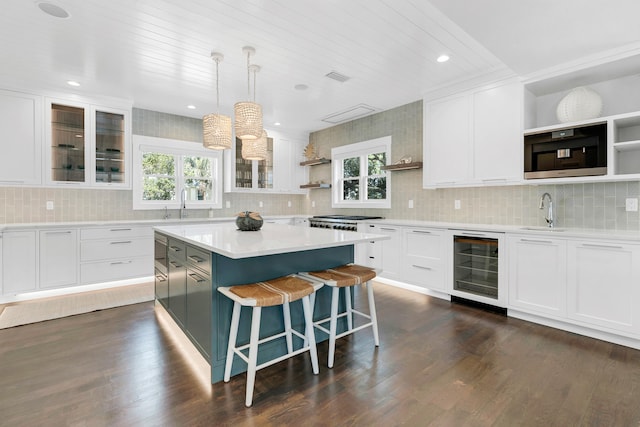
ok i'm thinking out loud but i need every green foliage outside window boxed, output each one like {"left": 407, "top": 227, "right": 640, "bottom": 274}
{"left": 142, "top": 153, "right": 175, "bottom": 201}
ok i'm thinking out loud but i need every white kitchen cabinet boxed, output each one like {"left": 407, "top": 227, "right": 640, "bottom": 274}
{"left": 507, "top": 235, "right": 567, "bottom": 317}
{"left": 0, "top": 89, "right": 42, "bottom": 186}
{"left": 423, "top": 93, "right": 471, "bottom": 187}
{"left": 39, "top": 229, "right": 78, "bottom": 289}
{"left": 403, "top": 227, "right": 446, "bottom": 291}
{"left": 367, "top": 224, "right": 402, "bottom": 280}
{"left": 45, "top": 97, "right": 131, "bottom": 188}
{"left": 2, "top": 231, "right": 37, "bottom": 294}
{"left": 423, "top": 79, "right": 523, "bottom": 188}
{"left": 225, "top": 134, "right": 305, "bottom": 194}
{"left": 80, "top": 225, "right": 153, "bottom": 284}
{"left": 567, "top": 240, "right": 640, "bottom": 335}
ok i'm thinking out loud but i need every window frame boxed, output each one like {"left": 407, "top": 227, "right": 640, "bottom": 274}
{"left": 331, "top": 136, "right": 391, "bottom": 209}
{"left": 132, "top": 135, "right": 223, "bottom": 210}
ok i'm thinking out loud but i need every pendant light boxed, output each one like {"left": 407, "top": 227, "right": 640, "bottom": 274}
{"left": 241, "top": 129, "right": 268, "bottom": 161}
{"left": 203, "top": 52, "right": 232, "bottom": 150}
{"left": 234, "top": 46, "right": 263, "bottom": 140}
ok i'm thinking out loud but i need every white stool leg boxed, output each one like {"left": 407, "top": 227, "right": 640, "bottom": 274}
{"left": 302, "top": 295, "right": 319, "bottom": 374}
{"left": 224, "top": 301, "right": 242, "bottom": 382}
{"left": 245, "top": 306, "right": 262, "bottom": 407}
{"left": 283, "top": 301, "right": 293, "bottom": 354}
{"left": 345, "top": 287, "right": 353, "bottom": 331}
{"left": 328, "top": 286, "right": 340, "bottom": 368}
{"left": 304, "top": 292, "right": 317, "bottom": 348}
{"left": 366, "top": 281, "right": 380, "bottom": 347}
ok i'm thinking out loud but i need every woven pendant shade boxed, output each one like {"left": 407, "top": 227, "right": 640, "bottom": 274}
{"left": 234, "top": 101, "right": 263, "bottom": 140}
{"left": 241, "top": 130, "right": 267, "bottom": 160}
{"left": 203, "top": 113, "right": 232, "bottom": 149}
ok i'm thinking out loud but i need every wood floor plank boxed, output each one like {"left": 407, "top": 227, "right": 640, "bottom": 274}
{"left": 1, "top": 283, "right": 640, "bottom": 426}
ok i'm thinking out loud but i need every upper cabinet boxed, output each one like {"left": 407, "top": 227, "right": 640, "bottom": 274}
{"left": 0, "top": 90, "right": 43, "bottom": 186}
{"left": 45, "top": 97, "right": 131, "bottom": 188}
{"left": 423, "top": 79, "right": 523, "bottom": 188}
{"left": 224, "top": 132, "right": 306, "bottom": 193}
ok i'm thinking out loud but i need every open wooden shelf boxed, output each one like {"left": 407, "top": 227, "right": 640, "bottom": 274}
{"left": 300, "top": 158, "right": 331, "bottom": 166}
{"left": 300, "top": 183, "right": 331, "bottom": 189}
{"left": 381, "top": 161, "right": 423, "bottom": 171}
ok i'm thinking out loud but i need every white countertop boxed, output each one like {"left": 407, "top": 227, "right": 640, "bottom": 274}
{"left": 154, "top": 222, "right": 389, "bottom": 259}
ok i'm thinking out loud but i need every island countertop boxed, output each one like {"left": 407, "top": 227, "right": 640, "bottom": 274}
{"left": 154, "top": 222, "right": 389, "bottom": 259}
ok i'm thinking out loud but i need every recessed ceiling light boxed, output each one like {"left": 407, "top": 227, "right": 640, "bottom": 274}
{"left": 437, "top": 54, "right": 450, "bottom": 63}
{"left": 37, "top": 2, "right": 70, "bottom": 18}
{"left": 187, "top": 105, "right": 196, "bottom": 110}
{"left": 294, "top": 84, "right": 309, "bottom": 91}
{"left": 66, "top": 80, "right": 80, "bottom": 87}
{"left": 274, "top": 122, "right": 281, "bottom": 126}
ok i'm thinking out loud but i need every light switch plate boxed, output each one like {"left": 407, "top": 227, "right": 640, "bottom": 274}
{"left": 259, "top": 201, "right": 263, "bottom": 208}
{"left": 287, "top": 200, "right": 292, "bottom": 208}
{"left": 408, "top": 199, "right": 414, "bottom": 209}
{"left": 311, "top": 201, "right": 316, "bottom": 208}
{"left": 225, "top": 200, "right": 230, "bottom": 209}
{"left": 625, "top": 198, "right": 638, "bottom": 212}
{"left": 454, "top": 200, "right": 461, "bottom": 210}
{"left": 46, "top": 201, "right": 54, "bottom": 210}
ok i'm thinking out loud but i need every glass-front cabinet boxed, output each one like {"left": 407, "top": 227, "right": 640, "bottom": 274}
{"left": 233, "top": 137, "right": 274, "bottom": 190}
{"left": 46, "top": 98, "right": 131, "bottom": 188}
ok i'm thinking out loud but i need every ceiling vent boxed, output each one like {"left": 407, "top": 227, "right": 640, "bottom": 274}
{"left": 321, "top": 104, "right": 377, "bottom": 124}
{"left": 325, "top": 71, "right": 351, "bottom": 83}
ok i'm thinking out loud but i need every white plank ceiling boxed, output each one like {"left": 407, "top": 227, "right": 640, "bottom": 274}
{"left": 1, "top": 0, "right": 639, "bottom": 136}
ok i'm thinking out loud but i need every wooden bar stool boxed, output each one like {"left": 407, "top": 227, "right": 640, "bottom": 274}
{"left": 300, "top": 264, "right": 379, "bottom": 368}
{"left": 218, "top": 274, "right": 323, "bottom": 407}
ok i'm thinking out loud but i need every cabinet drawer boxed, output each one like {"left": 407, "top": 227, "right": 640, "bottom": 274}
{"left": 167, "top": 239, "right": 187, "bottom": 262}
{"left": 404, "top": 260, "right": 445, "bottom": 291}
{"left": 81, "top": 226, "right": 152, "bottom": 240}
{"left": 186, "top": 245, "right": 211, "bottom": 275}
{"left": 405, "top": 228, "right": 444, "bottom": 260}
{"left": 80, "top": 256, "right": 153, "bottom": 284}
{"left": 80, "top": 237, "right": 152, "bottom": 262}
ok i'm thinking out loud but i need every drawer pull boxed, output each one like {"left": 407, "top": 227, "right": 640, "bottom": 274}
{"left": 412, "top": 264, "right": 433, "bottom": 270}
{"left": 188, "top": 255, "right": 205, "bottom": 263}
{"left": 412, "top": 230, "right": 432, "bottom": 234}
{"left": 110, "top": 240, "right": 132, "bottom": 245}
{"left": 155, "top": 275, "right": 167, "bottom": 282}
{"left": 369, "top": 256, "right": 375, "bottom": 259}
{"left": 169, "top": 246, "right": 183, "bottom": 252}
{"left": 380, "top": 228, "right": 397, "bottom": 232}
{"left": 188, "top": 273, "right": 206, "bottom": 283}
{"left": 520, "top": 238, "right": 553, "bottom": 244}
{"left": 110, "top": 260, "right": 132, "bottom": 266}
{"left": 169, "top": 261, "right": 182, "bottom": 268}
{"left": 581, "top": 243, "right": 623, "bottom": 250}
{"left": 44, "top": 230, "right": 72, "bottom": 235}
{"left": 110, "top": 228, "right": 132, "bottom": 232}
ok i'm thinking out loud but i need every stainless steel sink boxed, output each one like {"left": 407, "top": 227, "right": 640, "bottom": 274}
{"left": 519, "top": 226, "right": 566, "bottom": 232}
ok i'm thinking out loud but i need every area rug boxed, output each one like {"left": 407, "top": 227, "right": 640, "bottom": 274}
{"left": 0, "top": 282, "right": 154, "bottom": 329}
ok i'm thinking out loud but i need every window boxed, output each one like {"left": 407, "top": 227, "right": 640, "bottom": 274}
{"left": 332, "top": 136, "right": 391, "bottom": 209}
{"left": 133, "top": 136, "right": 223, "bottom": 210}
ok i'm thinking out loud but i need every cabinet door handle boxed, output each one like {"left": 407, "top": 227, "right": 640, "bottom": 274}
{"left": 188, "top": 273, "right": 206, "bottom": 283}
{"left": 110, "top": 260, "right": 132, "bottom": 265}
{"left": 412, "top": 230, "right": 432, "bottom": 234}
{"left": 169, "top": 246, "right": 182, "bottom": 252}
{"left": 188, "top": 255, "right": 204, "bottom": 263}
{"left": 369, "top": 256, "right": 375, "bottom": 259}
{"left": 169, "top": 261, "right": 182, "bottom": 268}
{"left": 457, "top": 232, "right": 487, "bottom": 237}
{"left": 380, "top": 228, "right": 397, "bottom": 232}
{"left": 581, "top": 243, "right": 623, "bottom": 250}
{"left": 412, "top": 264, "right": 432, "bottom": 270}
{"left": 155, "top": 274, "right": 167, "bottom": 282}
{"left": 110, "top": 228, "right": 132, "bottom": 232}
{"left": 44, "top": 231, "right": 72, "bottom": 235}
{"left": 110, "top": 240, "right": 132, "bottom": 245}
{"left": 520, "top": 238, "right": 553, "bottom": 244}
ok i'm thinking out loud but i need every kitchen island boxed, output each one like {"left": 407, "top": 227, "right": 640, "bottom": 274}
{"left": 153, "top": 222, "right": 387, "bottom": 383}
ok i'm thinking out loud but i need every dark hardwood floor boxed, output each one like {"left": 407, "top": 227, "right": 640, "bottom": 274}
{"left": 2, "top": 282, "right": 640, "bottom": 426}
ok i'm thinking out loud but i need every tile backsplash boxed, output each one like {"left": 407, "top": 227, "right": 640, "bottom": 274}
{"left": 1, "top": 104, "right": 639, "bottom": 230}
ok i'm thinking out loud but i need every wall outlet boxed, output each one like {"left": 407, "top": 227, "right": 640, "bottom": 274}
{"left": 311, "top": 201, "right": 316, "bottom": 208}
{"left": 454, "top": 199, "right": 461, "bottom": 210}
{"left": 225, "top": 200, "right": 230, "bottom": 209}
{"left": 287, "top": 200, "right": 292, "bottom": 208}
{"left": 408, "top": 199, "right": 414, "bottom": 209}
{"left": 46, "top": 201, "right": 54, "bottom": 210}
{"left": 259, "top": 201, "right": 263, "bottom": 208}
{"left": 626, "top": 198, "right": 638, "bottom": 212}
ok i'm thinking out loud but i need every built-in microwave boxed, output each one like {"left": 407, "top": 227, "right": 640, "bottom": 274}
{"left": 524, "top": 122, "right": 607, "bottom": 179}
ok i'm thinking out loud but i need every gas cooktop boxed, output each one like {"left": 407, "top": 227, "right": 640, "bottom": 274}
{"left": 312, "top": 215, "right": 383, "bottom": 221}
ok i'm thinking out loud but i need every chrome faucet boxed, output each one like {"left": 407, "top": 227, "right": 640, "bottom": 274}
{"left": 163, "top": 206, "right": 170, "bottom": 220}
{"left": 539, "top": 192, "right": 554, "bottom": 228}
{"left": 180, "top": 188, "right": 188, "bottom": 219}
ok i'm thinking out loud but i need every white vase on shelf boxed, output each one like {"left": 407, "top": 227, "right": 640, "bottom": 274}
{"left": 556, "top": 86, "right": 603, "bottom": 123}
